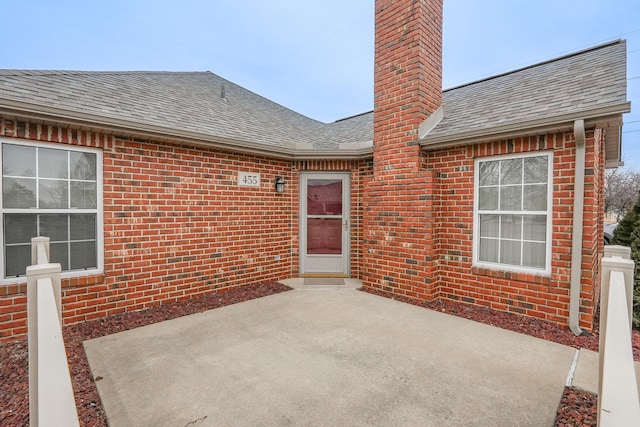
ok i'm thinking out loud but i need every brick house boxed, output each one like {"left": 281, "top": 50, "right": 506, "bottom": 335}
{"left": 0, "top": 0, "right": 630, "bottom": 341}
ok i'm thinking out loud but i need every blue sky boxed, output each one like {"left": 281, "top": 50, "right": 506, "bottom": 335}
{"left": 1, "top": 1, "right": 639, "bottom": 168}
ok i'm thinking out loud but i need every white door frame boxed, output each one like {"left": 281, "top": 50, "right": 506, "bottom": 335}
{"left": 299, "top": 172, "right": 350, "bottom": 277}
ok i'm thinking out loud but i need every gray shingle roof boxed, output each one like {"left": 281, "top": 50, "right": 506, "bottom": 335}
{"left": 0, "top": 70, "right": 329, "bottom": 149}
{"left": 0, "top": 40, "right": 629, "bottom": 156}
{"left": 423, "top": 39, "right": 629, "bottom": 146}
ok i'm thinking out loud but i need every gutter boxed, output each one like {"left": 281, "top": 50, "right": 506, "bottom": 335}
{"left": 569, "top": 119, "right": 586, "bottom": 336}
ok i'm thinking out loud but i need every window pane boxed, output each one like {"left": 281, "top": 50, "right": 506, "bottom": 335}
{"left": 475, "top": 154, "right": 550, "bottom": 272}
{"left": 307, "top": 180, "right": 342, "bottom": 215}
{"left": 70, "top": 152, "right": 97, "bottom": 180}
{"left": 5, "top": 245, "right": 31, "bottom": 277}
{"left": 39, "top": 148, "right": 68, "bottom": 179}
{"left": 500, "top": 158, "right": 522, "bottom": 185}
{"left": 479, "top": 161, "right": 499, "bottom": 186}
{"left": 3, "top": 144, "right": 36, "bottom": 177}
{"left": 501, "top": 215, "right": 522, "bottom": 239}
{"left": 70, "top": 182, "right": 97, "bottom": 209}
{"left": 523, "top": 215, "right": 546, "bottom": 242}
{"left": 479, "top": 187, "right": 498, "bottom": 210}
{"left": 523, "top": 242, "right": 545, "bottom": 269}
{"left": 4, "top": 214, "right": 37, "bottom": 244}
{"left": 524, "top": 156, "right": 547, "bottom": 183}
{"left": 479, "top": 238, "right": 498, "bottom": 262}
{"left": 500, "top": 186, "right": 521, "bottom": 210}
{"left": 39, "top": 180, "right": 68, "bottom": 208}
{"left": 500, "top": 240, "right": 521, "bottom": 266}
{"left": 40, "top": 214, "right": 69, "bottom": 242}
{"left": 2, "top": 143, "right": 100, "bottom": 278}
{"left": 70, "top": 241, "right": 96, "bottom": 270}
{"left": 479, "top": 214, "right": 499, "bottom": 238}
{"left": 70, "top": 214, "right": 96, "bottom": 240}
{"left": 307, "top": 218, "right": 342, "bottom": 254}
{"left": 523, "top": 184, "right": 547, "bottom": 211}
{"left": 50, "top": 242, "right": 69, "bottom": 271}
{"left": 3, "top": 177, "right": 36, "bottom": 208}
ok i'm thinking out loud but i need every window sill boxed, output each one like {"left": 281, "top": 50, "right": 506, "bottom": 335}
{"left": 0, "top": 271, "right": 105, "bottom": 296}
{"left": 471, "top": 265, "right": 551, "bottom": 285}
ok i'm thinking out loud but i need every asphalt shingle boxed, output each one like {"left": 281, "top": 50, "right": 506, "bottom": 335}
{"left": 423, "top": 40, "right": 628, "bottom": 144}
{"left": 0, "top": 40, "right": 629, "bottom": 152}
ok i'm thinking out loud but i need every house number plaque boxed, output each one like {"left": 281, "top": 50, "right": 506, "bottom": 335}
{"left": 238, "top": 171, "right": 260, "bottom": 187}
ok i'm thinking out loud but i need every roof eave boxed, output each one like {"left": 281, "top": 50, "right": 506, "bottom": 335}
{"left": 0, "top": 99, "right": 368, "bottom": 160}
{"left": 0, "top": 98, "right": 305, "bottom": 158}
{"left": 291, "top": 145, "right": 373, "bottom": 160}
{"left": 419, "top": 102, "right": 631, "bottom": 151}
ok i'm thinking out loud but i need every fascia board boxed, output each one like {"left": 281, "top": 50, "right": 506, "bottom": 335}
{"left": 291, "top": 147, "right": 373, "bottom": 160}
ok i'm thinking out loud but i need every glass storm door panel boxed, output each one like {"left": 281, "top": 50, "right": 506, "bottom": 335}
{"left": 300, "top": 173, "right": 350, "bottom": 276}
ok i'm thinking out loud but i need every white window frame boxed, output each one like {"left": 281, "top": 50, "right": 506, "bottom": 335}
{"left": 472, "top": 151, "right": 553, "bottom": 276}
{"left": 0, "top": 138, "right": 104, "bottom": 282}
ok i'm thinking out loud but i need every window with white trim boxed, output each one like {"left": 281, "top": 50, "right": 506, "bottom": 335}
{"left": 1, "top": 140, "right": 102, "bottom": 279}
{"left": 473, "top": 152, "right": 552, "bottom": 274}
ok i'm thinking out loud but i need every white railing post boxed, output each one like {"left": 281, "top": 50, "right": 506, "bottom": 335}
{"left": 30, "top": 236, "right": 50, "bottom": 265}
{"left": 28, "top": 236, "right": 52, "bottom": 427}
{"left": 27, "top": 237, "right": 78, "bottom": 427}
{"left": 598, "top": 246, "right": 639, "bottom": 426}
{"left": 27, "top": 253, "right": 39, "bottom": 427}
{"left": 602, "top": 246, "right": 634, "bottom": 329}
{"left": 29, "top": 237, "right": 62, "bottom": 325}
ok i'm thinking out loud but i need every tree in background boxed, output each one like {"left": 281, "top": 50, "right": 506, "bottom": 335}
{"left": 613, "top": 193, "right": 640, "bottom": 327}
{"left": 628, "top": 214, "right": 640, "bottom": 327}
{"left": 605, "top": 168, "right": 640, "bottom": 221}
{"left": 612, "top": 194, "right": 640, "bottom": 247}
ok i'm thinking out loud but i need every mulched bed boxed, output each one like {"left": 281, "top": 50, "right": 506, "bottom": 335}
{"left": 0, "top": 281, "right": 291, "bottom": 427}
{"left": 2, "top": 281, "right": 638, "bottom": 426}
{"left": 555, "top": 388, "right": 598, "bottom": 427}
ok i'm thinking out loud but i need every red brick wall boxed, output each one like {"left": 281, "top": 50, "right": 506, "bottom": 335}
{"left": 0, "top": 119, "right": 297, "bottom": 341}
{"left": 582, "top": 128, "right": 606, "bottom": 329}
{"left": 368, "top": 131, "right": 604, "bottom": 331}
{"left": 0, "top": 119, "right": 371, "bottom": 341}
{"left": 0, "top": 126, "right": 607, "bottom": 339}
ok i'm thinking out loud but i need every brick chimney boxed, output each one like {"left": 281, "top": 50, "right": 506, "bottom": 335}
{"left": 373, "top": 0, "right": 443, "bottom": 174}
{"left": 362, "top": 0, "right": 443, "bottom": 299}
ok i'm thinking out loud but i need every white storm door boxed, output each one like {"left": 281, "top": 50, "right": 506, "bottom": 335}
{"left": 300, "top": 173, "right": 350, "bottom": 276}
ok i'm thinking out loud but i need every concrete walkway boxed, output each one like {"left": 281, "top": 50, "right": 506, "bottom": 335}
{"left": 85, "top": 281, "right": 581, "bottom": 426}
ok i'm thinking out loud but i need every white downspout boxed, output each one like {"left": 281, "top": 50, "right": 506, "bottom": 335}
{"left": 570, "top": 119, "right": 586, "bottom": 336}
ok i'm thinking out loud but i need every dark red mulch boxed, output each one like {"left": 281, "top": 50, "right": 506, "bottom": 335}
{"left": 361, "top": 287, "right": 640, "bottom": 427}
{"left": 0, "top": 281, "right": 291, "bottom": 427}
{"left": 555, "top": 387, "right": 598, "bottom": 427}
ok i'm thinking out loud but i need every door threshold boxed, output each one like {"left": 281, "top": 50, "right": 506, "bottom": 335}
{"left": 301, "top": 273, "right": 348, "bottom": 278}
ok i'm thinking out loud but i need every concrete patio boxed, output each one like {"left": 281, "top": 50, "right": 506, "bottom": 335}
{"left": 84, "top": 281, "right": 591, "bottom": 426}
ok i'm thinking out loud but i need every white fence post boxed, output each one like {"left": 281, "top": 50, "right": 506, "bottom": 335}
{"left": 602, "top": 245, "right": 634, "bottom": 327}
{"left": 29, "top": 237, "right": 62, "bottom": 323}
{"left": 598, "top": 246, "right": 639, "bottom": 426}
{"left": 27, "top": 237, "right": 79, "bottom": 427}
{"left": 28, "top": 237, "right": 51, "bottom": 427}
